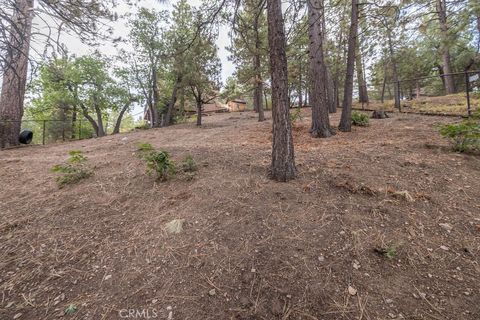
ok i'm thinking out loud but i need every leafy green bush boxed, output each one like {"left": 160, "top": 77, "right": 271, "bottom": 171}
{"left": 351, "top": 111, "right": 369, "bottom": 126}
{"left": 290, "top": 108, "right": 303, "bottom": 124}
{"left": 145, "top": 150, "right": 176, "bottom": 181}
{"left": 438, "top": 117, "right": 480, "bottom": 153}
{"left": 182, "top": 155, "right": 197, "bottom": 172}
{"left": 52, "top": 151, "right": 92, "bottom": 188}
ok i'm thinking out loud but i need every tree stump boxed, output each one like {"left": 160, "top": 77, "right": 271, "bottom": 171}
{"left": 371, "top": 110, "right": 389, "bottom": 119}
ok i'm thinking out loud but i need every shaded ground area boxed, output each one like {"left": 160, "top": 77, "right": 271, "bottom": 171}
{"left": 1, "top": 109, "right": 479, "bottom": 320}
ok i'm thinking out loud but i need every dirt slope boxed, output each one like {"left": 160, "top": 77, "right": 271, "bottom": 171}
{"left": 1, "top": 110, "right": 479, "bottom": 320}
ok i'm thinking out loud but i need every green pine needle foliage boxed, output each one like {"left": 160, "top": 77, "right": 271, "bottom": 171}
{"left": 438, "top": 113, "right": 480, "bottom": 153}
{"left": 351, "top": 111, "right": 370, "bottom": 127}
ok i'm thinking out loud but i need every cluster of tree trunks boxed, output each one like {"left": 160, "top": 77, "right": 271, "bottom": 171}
{"left": 436, "top": 0, "right": 456, "bottom": 95}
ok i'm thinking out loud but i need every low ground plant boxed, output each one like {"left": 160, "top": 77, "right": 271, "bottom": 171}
{"left": 52, "top": 150, "right": 92, "bottom": 188}
{"left": 352, "top": 111, "right": 370, "bottom": 126}
{"left": 438, "top": 113, "right": 480, "bottom": 153}
{"left": 145, "top": 150, "right": 176, "bottom": 181}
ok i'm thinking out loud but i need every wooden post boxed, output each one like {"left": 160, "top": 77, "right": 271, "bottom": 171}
{"left": 465, "top": 71, "right": 471, "bottom": 117}
{"left": 397, "top": 81, "right": 401, "bottom": 112}
{"left": 42, "top": 120, "right": 46, "bottom": 145}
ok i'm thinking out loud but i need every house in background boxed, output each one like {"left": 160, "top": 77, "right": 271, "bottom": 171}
{"left": 226, "top": 99, "right": 247, "bottom": 112}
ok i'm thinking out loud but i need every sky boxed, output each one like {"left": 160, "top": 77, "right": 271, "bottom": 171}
{"left": 55, "top": 0, "right": 235, "bottom": 84}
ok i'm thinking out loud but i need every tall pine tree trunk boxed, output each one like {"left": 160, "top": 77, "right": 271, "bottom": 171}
{"left": 267, "top": 0, "right": 296, "bottom": 181}
{"left": 339, "top": 0, "right": 359, "bottom": 132}
{"left": 356, "top": 43, "right": 368, "bottom": 103}
{"left": 253, "top": 12, "right": 265, "bottom": 122}
{"left": 436, "top": 0, "right": 455, "bottom": 94}
{"left": 387, "top": 31, "right": 400, "bottom": 110}
{"left": 308, "top": 0, "right": 333, "bottom": 137}
{"left": 325, "top": 66, "right": 336, "bottom": 113}
{"left": 0, "top": 0, "right": 34, "bottom": 148}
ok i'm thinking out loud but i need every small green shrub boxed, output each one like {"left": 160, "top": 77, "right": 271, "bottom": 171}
{"left": 438, "top": 116, "right": 480, "bottom": 153}
{"left": 385, "top": 245, "right": 397, "bottom": 259}
{"left": 290, "top": 108, "right": 303, "bottom": 124}
{"left": 145, "top": 150, "right": 176, "bottom": 181}
{"left": 68, "top": 150, "right": 87, "bottom": 163}
{"left": 52, "top": 151, "right": 92, "bottom": 188}
{"left": 65, "top": 304, "right": 77, "bottom": 315}
{"left": 137, "top": 142, "right": 154, "bottom": 152}
{"left": 374, "top": 244, "right": 397, "bottom": 259}
{"left": 351, "top": 111, "right": 369, "bottom": 126}
{"left": 182, "top": 155, "right": 197, "bottom": 172}
{"left": 134, "top": 123, "right": 150, "bottom": 130}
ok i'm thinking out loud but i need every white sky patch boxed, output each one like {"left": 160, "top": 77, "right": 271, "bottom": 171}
{"left": 27, "top": 0, "right": 234, "bottom": 118}
{"left": 52, "top": 0, "right": 234, "bottom": 83}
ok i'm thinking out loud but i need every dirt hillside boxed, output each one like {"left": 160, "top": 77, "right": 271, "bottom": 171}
{"left": 1, "top": 109, "right": 479, "bottom": 320}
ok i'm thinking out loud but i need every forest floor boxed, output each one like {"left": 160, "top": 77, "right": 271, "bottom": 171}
{"left": 1, "top": 109, "right": 479, "bottom": 320}
{"left": 353, "top": 93, "right": 480, "bottom": 116}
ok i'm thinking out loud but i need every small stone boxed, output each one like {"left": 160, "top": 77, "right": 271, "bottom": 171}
{"left": 166, "top": 306, "right": 172, "bottom": 311}
{"left": 440, "top": 245, "right": 449, "bottom": 251}
{"left": 385, "top": 298, "right": 393, "bottom": 304}
{"left": 348, "top": 286, "right": 357, "bottom": 296}
{"left": 318, "top": 255, "right": 325, "bottom": 262}
{"left": 251, "top": 268, "right": 256, "bottom": 273}
{"left": 286, "top": 294, "right": 292, "bottom": 299}
{"left": 353, "top": 260, "right": 361, "bottom": 270}
{"left": 388, "top": 312, "right": 396, "bottom": 318}
{"left": 13, "top": 313, "right": 22, "bottom": 319}
{"left": 419, "top": 292, "right": 426, "bottom": 299}
{"left": 208, "top": 289, "right": 216, "bottom": 296}
{"left": 152, "top": 299, "right": 158, "bottom": 304}
{"left": 165, "top": 219, "right": 185, "bottom": 235}
{"left": 104, "top": 274, "right": 112, "bottom": 280}
{"left": 439, "top": 223, "right": 453, "bottom": 232}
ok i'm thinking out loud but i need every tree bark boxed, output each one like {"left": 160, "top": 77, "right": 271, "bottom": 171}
{"left": 308, "top": 0, "right": 334, "bottom": 137}
{"left": 94, "top": 104, "right": 105, "bottom": 137}
{"left": 387, "top": 30, "right": 400, "bottom": 110}
{"left": 196, "top": 99, "right": 202, "bottom": 126}
{"left": 339, "top": 0, "right": 359, "bottom": 132}
{"left": 267, "top": 0, "right": 296, "bottom": 181}
{"left": 79, "top": 104, "right": 100, "bottom": 136}
{"left": 356, "top": 43, "right": 368, "bottom": 104}
{"left": 253, "top": 13, "right": 265, "bottom": 122}
{"left": 113, "top": 102, "right": 131, "bottom": 134}
{"left": 0, "top": 0, "right": 34, "bottom": 148}
{"left": 151, "top": 68, "right": 161, "bottom": 127}
{"left": 436, "top": 0, "right": 455, "bottom": 94}
{"left": 163, "top": 76, "right": 180, "bottom": 127}
{"left": 325, "top": 66, "right": 336, "bottom": 113}
{"left": 71, "top": 106, "right": 77, "bottom": 139}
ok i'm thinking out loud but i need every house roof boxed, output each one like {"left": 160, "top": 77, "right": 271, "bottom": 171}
{"left": 229, "top": 99, "right": 247, "bottom": 104}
